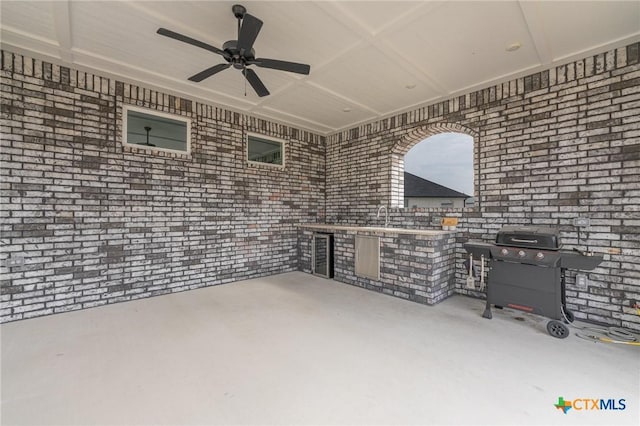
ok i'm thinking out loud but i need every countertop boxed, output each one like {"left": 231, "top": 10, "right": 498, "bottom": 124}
{"left": 298, "top": 223, "right": 456, "bottom": 236}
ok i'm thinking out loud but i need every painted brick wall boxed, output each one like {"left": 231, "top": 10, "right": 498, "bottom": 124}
{"left": 0, "top": 50, "right": 326, "bottom": 323}
{"left": 326, "top": 42, "right": 640, "bottom": 330}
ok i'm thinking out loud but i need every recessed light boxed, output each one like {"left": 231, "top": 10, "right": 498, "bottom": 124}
{"left": 405, "top": 84, "right": 416, "bottom": 89}
{"left": 342, "top": 107, "right": 352, "bottom": 113}
{"left": 506, "top": 42, "right": 521, "bottom": 52}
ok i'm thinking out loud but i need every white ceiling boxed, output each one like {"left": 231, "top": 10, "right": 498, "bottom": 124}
{"left": 1, "top": 1, "right": 639, "bottom": 135}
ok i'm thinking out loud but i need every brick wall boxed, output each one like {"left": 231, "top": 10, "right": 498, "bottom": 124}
{"left": 0, "top": 50, "right": 326, "bottom": 322}
{"left": 326, "top": 42, "right": 640, "bottom": 330}
{"left": 298, "top": 226, "right": 457, "bottom": 305}
{"left": 2, "top": 42, "right": 639, "bottom": 329}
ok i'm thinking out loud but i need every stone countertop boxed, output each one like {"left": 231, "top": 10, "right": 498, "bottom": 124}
{"left": 298, "top": 223, "right": 457, "bottom": 236}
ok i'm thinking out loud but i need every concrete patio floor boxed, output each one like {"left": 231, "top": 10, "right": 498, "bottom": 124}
{"left": 1, "top": 272, "right": 638, "bottom": 425}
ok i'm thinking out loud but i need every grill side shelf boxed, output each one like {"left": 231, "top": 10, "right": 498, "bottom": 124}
{"left": 559, "top": 252, "right": 604, "bottom": 270}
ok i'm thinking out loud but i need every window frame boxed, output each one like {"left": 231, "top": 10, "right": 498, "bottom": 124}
{"left": 246, "top": 132, "right": 286, "bottom": 169}
{"left": 122, "top": 105, "right": 191, "bottom": 155}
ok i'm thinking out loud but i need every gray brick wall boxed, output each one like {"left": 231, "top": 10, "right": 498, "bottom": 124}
{"left": 299, "top": 226, "right": 457, "bottom": 305}
{"left": 326, "top": 43, "right": 640, "bottom": 330}
{"left": 2, "top": 43, "right": 639, "bottom": 330}
{"left": 0, "top": 50, "right": 326, "bottom": 322}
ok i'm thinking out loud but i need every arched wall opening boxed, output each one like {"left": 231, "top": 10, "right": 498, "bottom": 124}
{"left": 390, "top": 123, "right": 479, "bottom": 209}
{"left": 404, "top": 133, "right": 474, "bottom": 208}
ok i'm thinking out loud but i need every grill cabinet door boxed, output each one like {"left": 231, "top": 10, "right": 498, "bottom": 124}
{"left": 488, "top": 261, "right": 563, "bottom": 320}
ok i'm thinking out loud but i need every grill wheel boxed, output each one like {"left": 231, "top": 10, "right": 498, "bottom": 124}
{"left": 547, "top": 320, "right": 569, "bottom": 339}
{"left": 563, "top": 309, "right": 575, "bottom": 324}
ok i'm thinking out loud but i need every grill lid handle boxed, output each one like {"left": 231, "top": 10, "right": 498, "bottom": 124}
{"left": 510, "top": 238, "right": 538, "bottom": 244}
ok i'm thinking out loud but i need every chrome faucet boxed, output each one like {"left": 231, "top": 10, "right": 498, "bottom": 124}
{"left": 377, "top": 205, "right": 389, "bottom": 228}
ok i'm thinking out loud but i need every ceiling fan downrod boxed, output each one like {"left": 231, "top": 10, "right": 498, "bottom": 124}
{"left": 233, "top": 4, "right": 246, "bottom": 38}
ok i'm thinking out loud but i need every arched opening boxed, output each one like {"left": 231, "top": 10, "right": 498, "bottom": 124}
{"left": 390, "top": 124, "right": 477, "bottom": 209}
{"left": 404, "top": 133, "right": 474, "bottom": 209}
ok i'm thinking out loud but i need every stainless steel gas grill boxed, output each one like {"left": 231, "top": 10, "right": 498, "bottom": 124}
{"left": 464, "top": 226, "right": 603, "bottom": 338}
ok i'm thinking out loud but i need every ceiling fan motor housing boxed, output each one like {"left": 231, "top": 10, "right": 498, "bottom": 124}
{"left": 222, "top": 40, "right": 255, "bottom": 69}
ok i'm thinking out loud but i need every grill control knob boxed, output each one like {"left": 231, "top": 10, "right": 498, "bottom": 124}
{"left": 518, "top": 250, "right": 526, "bottom": 258}
{"left": 501, "top": 248, "right": 509, "bottom": 256}
{"left": 536, "top": 252, "right": 545, "bottom": 260}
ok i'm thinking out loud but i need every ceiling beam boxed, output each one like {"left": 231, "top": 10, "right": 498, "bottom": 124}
{"left": 518, "top": 1, "right": 553, "bottom": 65}
{"left": 306, "top": 81, "right": 380, "bottom": 115}
{"left": 317, "top": 1, "right": 449, "bottom": 95}
{"left": 51, "top": 0, "right": 73, "bottom": 63}
{"left": 126, "top": 1, "right": 228, "bottom": 52}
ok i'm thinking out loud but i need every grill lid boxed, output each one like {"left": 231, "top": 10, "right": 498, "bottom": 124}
{"left": 495, "top": 226, "right": 561, "bottom": 250}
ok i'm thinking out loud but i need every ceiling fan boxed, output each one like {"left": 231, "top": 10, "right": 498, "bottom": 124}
{"left": 157, "top": 4, "right": 311, "bottom": 97}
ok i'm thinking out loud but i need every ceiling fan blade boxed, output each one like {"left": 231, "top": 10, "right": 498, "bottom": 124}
{"left": 188, "top": 63, "right": 231, "bottom": 82}
{"left": 157, "top": 28, "right": 229, "bottom": 59}
{"left": 243, "top": 68, "right": 270, "bottom": 97}
{"left": 252, "top": 58, "right": 310, "bottom": 75}
{"left": 237, "top": 13, "right": 263, "bottom": 54}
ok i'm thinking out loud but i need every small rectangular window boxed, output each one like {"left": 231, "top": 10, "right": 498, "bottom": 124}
{"left": 247, "top": 133, "right": 285, "bottom": 168}
{"left": 123, "top": 106, "right": 190, "bottom": 154}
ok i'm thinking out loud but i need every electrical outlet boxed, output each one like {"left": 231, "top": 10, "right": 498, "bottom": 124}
{"left": 573, "top": 217, "right": 590, "bottom": 228}
{"left": 576, "top": 274, "right": 588, "bottom": 290}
